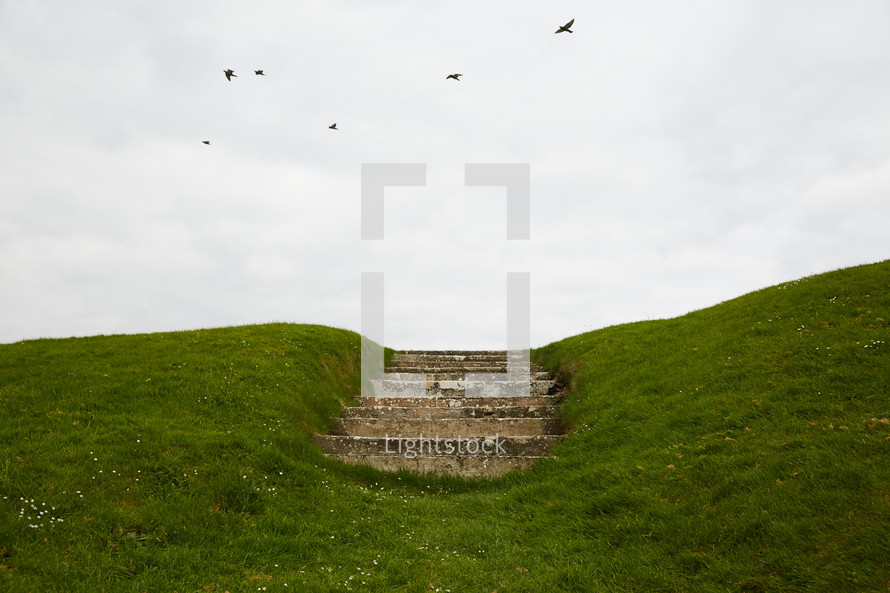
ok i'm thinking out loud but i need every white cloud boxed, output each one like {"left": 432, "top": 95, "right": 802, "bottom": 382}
{"left": 1, "top": 0, "right": 889, "bottom": 345}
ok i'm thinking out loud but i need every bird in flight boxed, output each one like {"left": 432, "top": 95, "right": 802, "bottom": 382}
{"left": 224, "top": 69, "right": 236, "bottom": 80}
{"left": 255, "top": 70, "right": 265, "bottom": 75}
{"left": 329, "top": 123, "right": 338, "bottom": 130}
{"left": 202, "top": 140, "right": 210, "bottom": 145}
{"left": 555, "top": 18, "right": 574, "bottom": 34}
{"left": 446, "top": 73, "right": 462, "bottom": 81}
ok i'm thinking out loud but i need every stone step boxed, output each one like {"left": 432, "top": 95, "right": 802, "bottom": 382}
{"left": 322, "top": 454, "right": 542, "bottom": 478}
{"left": 385, "top": 368, "right": 545, "bottom": 376}
{"left": 381, "top": 370, "right": 552, "bottom": 381}
{"left": 390, "top": 356, "right": 539, "bottom": 364}
{"left": 341, "top": 405, "right": 559, "bottom": 419}
{"left": 328, "top": 416, "right": 564, "bottom": 437}
{"left": 390, "top": 357, "right": 540, "bottom": 367}
{"left": 394, "top": 354, "right": 514, "bottom": 363}
{"left": 317, "top": 350, "right": 563, "bottom": 477}
{"left": 398, "top": 350, "right": 508, "bottom": 357}
{"left": 386, "top": 368, "right": 545, "bottom": 377}
{"left": 356, "top": 394, "right": 564, "bottom": 408}
{"left": 313, "top": 434, "right": 564, "bottom": 457}
{"left": 368, "top": 378, "right": 558, "bottom": 398}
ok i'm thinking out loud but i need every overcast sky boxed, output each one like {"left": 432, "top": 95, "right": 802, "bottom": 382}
{"left": 1, "top": 0, "right": 889, "bottom": 348}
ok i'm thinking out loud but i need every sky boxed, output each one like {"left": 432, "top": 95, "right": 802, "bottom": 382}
{"left": 1, "top": 0, "right": 889, "bottom": 349}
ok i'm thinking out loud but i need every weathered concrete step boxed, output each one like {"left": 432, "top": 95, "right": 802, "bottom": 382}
{"left": 390, "top": 358, "right": 541, "bottom": 367}
{"left": 323, "top": 454, "right": 543, "bottom": 478}
{"left": 385, "top": 367, "right": 545, "bottom": 376}
{"left": 342, "top": 405, "right": 560, "bottom": 419}
{"left": 317, "top": 350, "right": 563, "bottom": 477}
{"left": 379, "top": 372, "right": 548, "bottom": 379}
{"left": 388, "top": 362, "right": 544, "bottom": 371}
{"left": 394, "top": 354, "right": 514, "bottom": 363}
{"left": 357, "top": 394, "right": 564, "bottom": 408}
{"left": 369, "top": 379, "right": 558, "bottom": 398}
{"left": 329, "top": 416, "right": 564, "bottom": 437}
{"left": 381, "top": 371, "right": 552, "bottom": 381}
{"left": 398, "top": 350, "right": 508, "bottom": 357}
{"left": 313, "top": 434, "right": 564, "bottom": 457}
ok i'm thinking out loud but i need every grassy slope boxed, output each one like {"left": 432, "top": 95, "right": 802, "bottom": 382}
{"left": 0, "top": 262, "right": 888, "bottom": 592}
{"left": 535, "top": 260, "right": 890, "bottom": 591}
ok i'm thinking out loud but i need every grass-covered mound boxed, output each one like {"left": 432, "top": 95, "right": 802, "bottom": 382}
{"left": 0, "top": 324, "right": 366, "bottom": 591}
{"left": 1, "top": 261, "right": 888, "bottom": 592}
{"left": 535, "top": 259, "right": 890, "bottom": 591}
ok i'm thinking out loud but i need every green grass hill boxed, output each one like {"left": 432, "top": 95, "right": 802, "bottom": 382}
{"left": 1, "top": 260, "right": 888, "bottom": 592}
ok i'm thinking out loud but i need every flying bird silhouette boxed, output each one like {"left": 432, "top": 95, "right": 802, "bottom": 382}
{"left": 254, "top": 70, "right": 264, "bottom": 75}
{"left": 202, "top": 140, "right": 210, "bottom": 145}
{"left": 555, "top": 18, "right": 574, "bottom": 33}
{"left": 446, "top": 73, "right": 462, "bottom": 81}
{"left": 329, "top": 123, "right": 338, "bottom": 130}
{"left": 224, "top": 69, "right": 236, "bottom": 80}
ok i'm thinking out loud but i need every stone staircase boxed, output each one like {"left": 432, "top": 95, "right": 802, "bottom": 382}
{"left": 313, "top": 350, "right": 565, "bottom": 478}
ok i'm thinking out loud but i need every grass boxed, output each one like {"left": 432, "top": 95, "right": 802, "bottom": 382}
{"left": 1, "top": 261, "right": 889, "bottom": 592}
